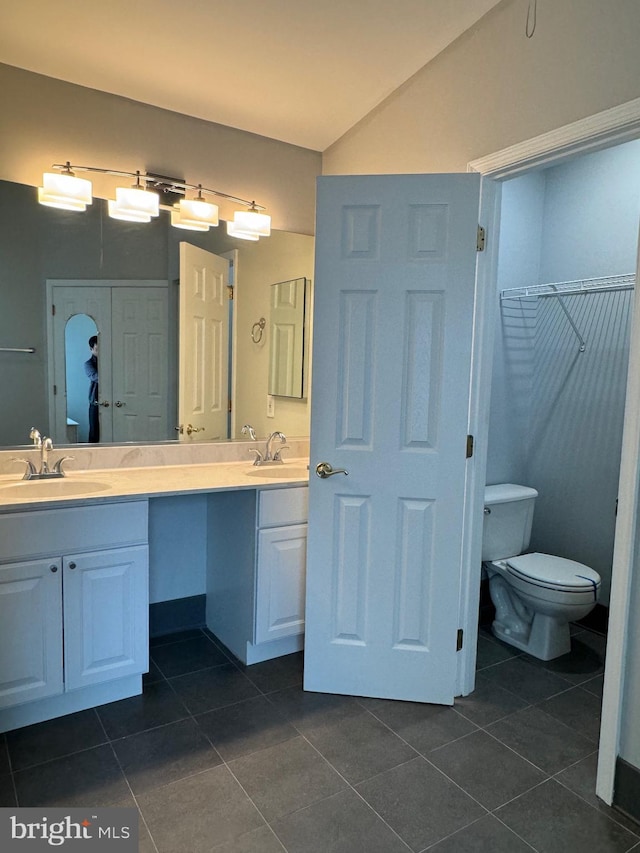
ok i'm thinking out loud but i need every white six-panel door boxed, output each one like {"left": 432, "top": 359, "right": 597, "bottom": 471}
{"left": 304, "top": 174, "right": 482, "bottom": 705}
{"left": 178, "top": 243, "right": 230, "bottom": 441}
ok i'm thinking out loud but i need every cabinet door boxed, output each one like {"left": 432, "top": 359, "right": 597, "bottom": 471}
{"left": 0, "top": 559, "right": 63, "bottom": 708}
{"left": 255, "top": 524, "right": 307, "bottom": 644}
{"left": 63, "top": 546, "right": 149, "bottom": 691}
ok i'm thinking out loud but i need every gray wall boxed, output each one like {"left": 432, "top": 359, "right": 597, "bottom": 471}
{"left": 0, "top": 63, "right": 320, "bottom": 235}
{"left": 487, "top": 141, "right": 640, "bottom": 604}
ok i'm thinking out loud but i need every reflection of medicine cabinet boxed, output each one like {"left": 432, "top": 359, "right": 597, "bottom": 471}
{"left": 268, "top": 277, "right": 310, "bottom": 399}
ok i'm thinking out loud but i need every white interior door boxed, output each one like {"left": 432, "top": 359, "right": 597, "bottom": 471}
{"left": 111, "top": 287, "right": 169, "bottom": 442}
{"left": 178, "top": 243, "right": 230, "bottom": 441}
{"left": 50, "top": 285, "right": 113, "bottom": 443}
{"left": 304, "top": 173, "right": 483, "bottom": 705}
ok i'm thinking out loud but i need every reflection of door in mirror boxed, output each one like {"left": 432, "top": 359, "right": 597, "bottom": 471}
{"left": 65, "top": 314, "right": 98, "bottom": 443}
{"left": 178, "top": 244, "right": 231, "bottom": 442}
{"left": 48, "top": 281, "right": 169, "bottom": 444}
{"left": 268, "top": 278, "right": 307, "bottom": 398}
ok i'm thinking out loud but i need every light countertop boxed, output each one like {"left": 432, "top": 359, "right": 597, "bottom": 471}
{"left": 0, "top": 458, "right": 310, "bottom": 512}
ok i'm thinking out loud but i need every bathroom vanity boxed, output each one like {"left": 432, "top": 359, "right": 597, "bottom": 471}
{"left": 0, "top": 457, "right": 309, "bottom": 732}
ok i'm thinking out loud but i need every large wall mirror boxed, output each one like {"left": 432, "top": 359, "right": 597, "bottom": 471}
{"left": 0, "top": 179, "right": 314, "bottom": 449}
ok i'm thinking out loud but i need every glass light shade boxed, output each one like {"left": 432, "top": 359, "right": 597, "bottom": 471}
{"left": 171, "top": 206, "right": 210, "bottom": 231}
{"left": 38, "top": 188, "right": 87, "bottom": 211}
{"left": 226, "top": 220, "right": 260, "bottom": 241}
{"left": 38, "top": 172, "right": 92, "bottom": 210}
{"left": 233, "top": 208, "right": 271, "bottom": 236}
{"left": 112, "top": 186, "right": 160, "bottom": 218}
{"left": 178, "top": 197, "right": 219, "bottom": 227}
{"left": 107, "top": 199, "right": 151, "bottom": 222}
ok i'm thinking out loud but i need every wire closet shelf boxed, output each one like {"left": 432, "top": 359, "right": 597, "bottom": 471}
{"left": 500, "top": 273, "right": 635, "bottom": 301}
{"left": 500, "top": 273, "right": 636, "bottom": 354}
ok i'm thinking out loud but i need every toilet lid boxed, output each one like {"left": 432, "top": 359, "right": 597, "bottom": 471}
{"left": 506, "top": 553, "right": 600, "bottom": 592}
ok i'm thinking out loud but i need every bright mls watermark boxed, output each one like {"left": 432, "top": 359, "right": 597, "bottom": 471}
{"left": 0, "top": 808, "right": 138, "bottom": 850}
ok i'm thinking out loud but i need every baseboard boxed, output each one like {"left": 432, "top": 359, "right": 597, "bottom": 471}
{"left": 149, "top": 594, "right": 206, "bottom": 638}
{"left": 613, "top": 757, "right": 640, "bottom": 827}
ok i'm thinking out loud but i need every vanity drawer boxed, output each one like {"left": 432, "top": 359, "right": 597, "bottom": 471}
{"left": 258, "top": 487, "right": 308, "bottom": 528}
{"left": 0, "top": 500, "right": 148, "bottom": 563}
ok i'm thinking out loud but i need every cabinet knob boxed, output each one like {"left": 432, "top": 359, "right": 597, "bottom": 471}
{"left": 68, "top": 561, "right": 76, "bottom": 570}
{"left": 50, "top": 564, "right": 58, "bottom": 573}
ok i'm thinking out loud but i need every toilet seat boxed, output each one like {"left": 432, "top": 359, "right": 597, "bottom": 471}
{"left": 506, "top": 553, "right": 600, "bottom": 594}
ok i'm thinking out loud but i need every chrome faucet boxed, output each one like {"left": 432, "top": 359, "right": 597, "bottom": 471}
{"left": 13, "top": 428, "right": 74, "bottom": 479}
{"left": 247, "top": 430, "right": 289, "bottom": 465}
{"left": 265, "top": 431, "right": 287, "bottom": 462}
{"left": 241, "top": 424, "right": 257, "bottom": 440}
{"left": 40, "top": 436, "right": 53, "bottom": 474}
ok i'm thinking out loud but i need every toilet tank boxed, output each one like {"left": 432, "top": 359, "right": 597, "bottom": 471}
{"left": 482, "top": 484, "right": 539, "bottom": 561}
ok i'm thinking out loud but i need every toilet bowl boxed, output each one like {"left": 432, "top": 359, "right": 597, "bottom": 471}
{"left": 483, "top": 485, "right": 601, "bottom": 660}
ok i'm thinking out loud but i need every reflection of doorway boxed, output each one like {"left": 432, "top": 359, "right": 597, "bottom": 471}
{"left": 47, "top": 280, "right": 169, "bottom": 444}
{"left": 65, "top": 314, "right": 98, "bottom": 442}
{"left": 178, "top": 244, "right": 231, "bottom": 441}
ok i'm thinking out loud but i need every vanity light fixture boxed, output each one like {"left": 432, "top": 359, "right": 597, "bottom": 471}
{"left": 232, "top": 203, "right": 272, "bottom": 237}
{"left": 109, "top": 172, "right": 160, "bottom": 221}
{"left": 170, "top": 205, "right": 210, "bottom": 231}
{"left": 38, "top": 162, "right": 92, "bottom": 211}
{"left": 176, "top": 185, "right": 219, "bottom": 228}
{"left": 38, "top": 162, "right": 270, "bottom": 237}
{"left": 226, "top": 220, "right": 260, "bottom": 241}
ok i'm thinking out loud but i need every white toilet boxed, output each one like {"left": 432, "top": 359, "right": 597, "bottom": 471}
{"left": 483, "top": 483, "right": 601, "bottom": 660}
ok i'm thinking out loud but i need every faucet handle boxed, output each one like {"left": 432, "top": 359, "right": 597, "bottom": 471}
{"left": 29, "top": 427, "right": 42, "bottom": 446}
{"left": 52, "top": 456, "right": 74, "bottom": 476}
{"left": 248, "top": 448, "right": 264, "bottom": 466}
{"left": 12, "top": 458, "right": 37, "bottom": 480}
{"left": 272, "top": 446, "right": 290, "bottom": 462}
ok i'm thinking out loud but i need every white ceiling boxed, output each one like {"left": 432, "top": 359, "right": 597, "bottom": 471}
{"left": 0, "top": 0, "right": 502, "bottom": 151}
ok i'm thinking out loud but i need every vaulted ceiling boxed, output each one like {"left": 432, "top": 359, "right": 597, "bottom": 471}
{"left": 0, "top": 0, "right": 503, "bottom": 151}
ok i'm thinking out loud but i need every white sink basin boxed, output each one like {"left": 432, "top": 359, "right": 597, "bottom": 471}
{"left": 1, "top": 479, "right": 111, "bottom": 498}
{"left": 245, "top": 466, "right": 309, "bottom": 480}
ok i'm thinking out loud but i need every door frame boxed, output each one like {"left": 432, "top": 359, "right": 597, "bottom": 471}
{"left": 468, "top": 96, "right": 640, "bottom": 805}
{"left": 46, "top": 279, "right": 168, "bottom": 445}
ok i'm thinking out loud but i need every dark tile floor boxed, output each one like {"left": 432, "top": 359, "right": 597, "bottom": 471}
{"left": 0, "top": 625, "right": 638, "bottom": 853}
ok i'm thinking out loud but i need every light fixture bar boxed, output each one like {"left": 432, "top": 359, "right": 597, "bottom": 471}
{"left": 49, "top": 163, "right": 266, "bottom": 210}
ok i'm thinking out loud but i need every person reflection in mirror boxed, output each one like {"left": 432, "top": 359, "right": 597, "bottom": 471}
{"left": 84, "top": 335, "right": 100, "bottom": 443}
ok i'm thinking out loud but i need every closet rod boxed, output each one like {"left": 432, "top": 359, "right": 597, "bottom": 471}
{"left": 500, "top": 273, "right": 635, "bottom": 302}
{"left": 0, "top": 346, "right": 36, "bottom": 353}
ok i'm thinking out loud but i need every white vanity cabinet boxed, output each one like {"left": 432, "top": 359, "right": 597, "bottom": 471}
{"left": 0, "top": 501, "right": 149, "bottom": 731}
{"left": 255, "top": 488, "right": 308, "bottom": 645}
{"left": 206, "top": 485, "right": 308, "bottom": 665}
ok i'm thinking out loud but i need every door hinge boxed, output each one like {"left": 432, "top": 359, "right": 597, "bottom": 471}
{"left": 456, "top": 629, "right": 464, "bottom": 651}
{"left": 53, "top": 385, "right": 57, "bottom": 395}
{"left": 228, "top": 398, "right": 232, "bottom": 413}
{"left": 52, "top": 304, "right": 56, "bottom": 316}
{"left": 476, "top": 225, "right": 486, "bottom": 252}
{"left": 466, "top": 434, "right": 474, "bottom": 458}
{"left": 227, "top": 285, "right": 234, "bottom": 300}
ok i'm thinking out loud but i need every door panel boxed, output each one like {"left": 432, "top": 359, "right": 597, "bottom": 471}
{"left": 112, "top": 287, "right": 169, "bottom": 442}
{"left": 179, "top": 244, "right": 230, "bottom": 441}
{"left": 304, "top": 174, "right": 482, "bottom": 704}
